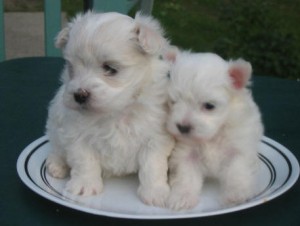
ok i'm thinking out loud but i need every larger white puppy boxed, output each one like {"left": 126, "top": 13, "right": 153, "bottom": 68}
{"left": 166, "top": 52, "right": 263, "bottom": 210}
{"left": 45, "top": 12, "right": 174, "bottom": 207}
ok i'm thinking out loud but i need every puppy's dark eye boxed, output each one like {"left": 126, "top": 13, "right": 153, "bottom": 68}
{"left": 103, "top": 63, "right": 117, "bottom": 76}
{"left": 203, "top": 102, "right": 215, "bottom": 111}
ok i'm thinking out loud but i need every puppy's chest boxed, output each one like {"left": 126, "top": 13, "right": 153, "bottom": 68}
{"left": 94, "top": 123, "right": 146, "bottom": 155}
{"left": 189, "top": 143, "right": 237, "bottom": 175}
{"left": 92, "top": 117, "right": 152, "bottom": 171}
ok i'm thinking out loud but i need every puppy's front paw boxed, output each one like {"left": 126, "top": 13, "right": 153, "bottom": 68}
{"left": 65, "top": 176, "right": 103, "bottom": 196}
{"left": 223, "top": 188, "right": 252, "bottom": 205}
{"left": 46, "top": 158, "right": 69, "bottom": 179}
{"left": 138, "top": 184, "right": 170, "bottom": 207}
{"left": 167, "top": 189, "right": 199, "bottom": 210}
{"left": 222, "top": 177, "right": 254, "bottom": 205}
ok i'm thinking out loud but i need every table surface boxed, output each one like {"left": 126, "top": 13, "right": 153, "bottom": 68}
{"left": 1, "top": 57, "right": 299, "bottom": 226}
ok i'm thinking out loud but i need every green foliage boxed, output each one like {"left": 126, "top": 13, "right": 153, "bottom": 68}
{"left": 5, "top": 0, "right": 300, "bottom": 79}
{"left": 213, "top": 0, "right": 300, "bottom": 78}
{"left": 4, "top": 0, "right": 43, "bottom": 12}
{"left": 61, "top": 0, "right": 83, "bottom": 18}
{"left": 153, "top": 0, "right": 300, "bottom": 79}
{"left": 153, "top": 0, "right": 222, "bottom": 52}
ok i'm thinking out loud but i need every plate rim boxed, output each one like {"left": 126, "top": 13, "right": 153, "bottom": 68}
{"left": 16, "top": 136, "right": 300, "bottom": 219}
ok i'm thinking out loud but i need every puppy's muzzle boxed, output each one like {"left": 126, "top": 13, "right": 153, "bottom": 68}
{"left": 74, "top": 89, "right": 90, "bottom": 104}
{"left": 176, "top": 123, "right": 192, "bottom": 134}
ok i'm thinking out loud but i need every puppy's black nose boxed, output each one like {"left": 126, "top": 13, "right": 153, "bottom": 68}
{"left": 74, "top": 89, "right": 90, "bottom": 104}
{"left": 176, "top": 123, "right": 192, "bottom": 134}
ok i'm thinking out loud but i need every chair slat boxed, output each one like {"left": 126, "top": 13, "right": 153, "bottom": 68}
{"left": 44, "top": 0, "right": 62, "bottom": 57}
{"left": 92, "top": 0, "right": 137, "bottom": 14}
{"left": 0, "top": 0, "right": 5, "bottom": 61}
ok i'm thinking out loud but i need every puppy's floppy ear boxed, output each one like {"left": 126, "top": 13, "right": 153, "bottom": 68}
{"left": 228, "top": 59, "right": 252, "bottom": 89}
{"left": 55, "top": 12, "right": 86, "bottom": 49}
{"left": 162, "top": 45, "right": 180, "bottom": 63}
{"left": 55, "top": 27, "right": 70, "bottom": 49}
{"left": 134, "top": 12, "right": 167, "bottom": 55}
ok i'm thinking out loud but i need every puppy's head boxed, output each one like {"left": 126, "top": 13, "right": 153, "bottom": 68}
{"left": 166, "top": 52, "right": 252, "bottom": 143}
{"left": 56, "top": 11, "right": 168, "bottom": 113}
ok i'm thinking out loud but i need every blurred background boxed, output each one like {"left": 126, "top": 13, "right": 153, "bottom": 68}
{"left": 3, "top": 0, "right": 300, "bottom": 79}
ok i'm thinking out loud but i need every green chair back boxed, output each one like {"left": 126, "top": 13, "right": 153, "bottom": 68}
{"left": 0, "top": 0, "right": 153, "bottom": 60}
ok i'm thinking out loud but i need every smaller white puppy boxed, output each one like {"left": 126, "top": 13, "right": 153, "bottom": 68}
{"left": 45, "top": 12, "right": 174, "bottom": 207}
{"left": 165, "top": 51, "right": 263, "bottom": 210}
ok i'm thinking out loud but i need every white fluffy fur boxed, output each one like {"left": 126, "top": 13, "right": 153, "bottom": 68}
{"left": 45, "top": 12, "right": 174, "bottom": 207}
{"left": 166, "top": 52, "right": 264, "bottom": 210}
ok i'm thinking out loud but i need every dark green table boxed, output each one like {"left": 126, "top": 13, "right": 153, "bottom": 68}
{"left": 1, "top": 57, "right": 299, "bottom": 225}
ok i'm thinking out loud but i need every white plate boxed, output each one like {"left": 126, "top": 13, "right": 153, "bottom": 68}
{"left": 17, "top": 136, "right": 299, "bottom": 219}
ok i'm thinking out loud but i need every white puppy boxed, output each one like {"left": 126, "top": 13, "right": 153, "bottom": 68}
{"left": 45, "top": 11, "right": 174, "bottom": 207}
{"left": 165, "top": 51, "right": 263, "bottom": 210}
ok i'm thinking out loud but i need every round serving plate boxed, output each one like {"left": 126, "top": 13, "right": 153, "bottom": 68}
{"left": 17, "top": 136, "right": 299, "bottom": 219}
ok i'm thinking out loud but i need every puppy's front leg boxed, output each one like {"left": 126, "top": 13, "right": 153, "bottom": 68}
{"left": 167, "top": 145, "right": 203, "bottom": 210}
{"left": 220, "top": 154, "right": 258, "bottom": 205}
{"left": 65, "top": 144, "right": 103, "bottom": 196}
{"left": 46, "top": 143, "right": 69, "bottom": 179}
{"left": 137, "top": 138, "right": 173, "bottom": 207}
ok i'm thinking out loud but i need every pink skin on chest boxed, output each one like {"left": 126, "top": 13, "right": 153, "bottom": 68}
{"left": 186, "top": 149, "right": 201, "bottom": 162}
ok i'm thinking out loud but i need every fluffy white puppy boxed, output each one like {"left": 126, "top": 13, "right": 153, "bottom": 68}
{"left": 165, "top": 51, "right": 263, "bottom": 210}
{"left": 45, "top": 11, "right": 174, "bottom": 207}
